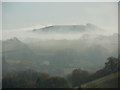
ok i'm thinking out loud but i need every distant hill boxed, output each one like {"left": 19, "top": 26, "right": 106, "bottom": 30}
{"left": 2, "top": 37, "right": 33, "bottom": 61}
{"left": 33, "top": 23, "right": 103, "bottom": 33}
{"left": 3, "top": 37, "right": 27, "bottom": 51}
{"left": 2, "top": 38, "right": 36, "bottom": 76}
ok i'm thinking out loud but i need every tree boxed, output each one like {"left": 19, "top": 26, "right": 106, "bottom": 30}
{"left": 68, "top": 69, "right": 90, "bottom": 87}
{"left": 36, "top": 72, "right": 51, "bottom": 88}
{"left": 105, "top": 56, "right": 119, "bottom": 73}
{"left": 44, "top": 77, "right": 72, "bottom": 88}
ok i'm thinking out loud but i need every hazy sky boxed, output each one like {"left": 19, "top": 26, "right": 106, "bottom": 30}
{"left": 2, "top": 2, "right": 118, "bottom": 33}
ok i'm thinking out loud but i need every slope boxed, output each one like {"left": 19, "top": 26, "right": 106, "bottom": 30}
{"left": 81, "top": 72, "right": 119, "bottom": 88}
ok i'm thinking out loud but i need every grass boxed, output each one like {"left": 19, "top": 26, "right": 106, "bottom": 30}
{"left": 81, "top": 72, "right": 119, "bottom": 88}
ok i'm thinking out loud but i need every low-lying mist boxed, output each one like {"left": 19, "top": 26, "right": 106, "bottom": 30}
{"left": 2, "top": 24, "right": 117, "bottom": 41}
{"left": 2, "top": 24, "right": 118, "bottom": 76}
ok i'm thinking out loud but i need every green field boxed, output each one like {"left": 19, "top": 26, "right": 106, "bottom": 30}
{"left": 81, "top": 72, "right": 119, "bottom": 88}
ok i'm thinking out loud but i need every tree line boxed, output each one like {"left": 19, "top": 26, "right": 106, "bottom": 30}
{"left": 2, "top": 56, "right": 120, "bottom": 88}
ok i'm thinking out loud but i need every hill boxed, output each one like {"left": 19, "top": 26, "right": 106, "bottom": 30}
{"left": 33, "top": 23, "right": 103, "bottom": 33}
{"left": 81, "top": 72, "right": 119, "bottom": 88}
{"left": 2, "top": 37, "right": 33, "bottom": 61}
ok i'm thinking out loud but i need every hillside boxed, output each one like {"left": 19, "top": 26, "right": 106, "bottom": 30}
{"left": 2, "top": 37, "right": 33, "bottom": 61}
{"left": 33, "top": 23, "right": 103, "bottom": 33}
{"left": 81, "top": 72, "right": 119, "bottom": 88}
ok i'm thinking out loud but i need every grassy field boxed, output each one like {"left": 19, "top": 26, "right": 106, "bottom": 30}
{"left": 81, "top": 72, "right": 119, "bottom": 88}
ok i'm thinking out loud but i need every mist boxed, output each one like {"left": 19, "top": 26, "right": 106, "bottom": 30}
{"left": 2, "top": 23, "right": 117, "bottom": 41}
{"left": 2, "top": 24, "right": 118, "bottom": 76}
{"left": 1, "top": 2, "right": 118, "bottom": 88}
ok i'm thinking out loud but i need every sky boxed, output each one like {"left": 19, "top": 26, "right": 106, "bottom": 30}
{"left": 2, "top": 2, "right": 118, "bottom": 31}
